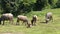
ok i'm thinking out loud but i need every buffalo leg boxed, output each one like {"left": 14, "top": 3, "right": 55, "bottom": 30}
{"left": 0, "top": 21, "right": 1, "bottom": 25}
{"left": 3, "top": 20, "right": 5, "bottom": 25}
{"left": 31, "top": 20, "right": 34, "bottom": 26}
{"left": 34, "top": 20, "right": 36, "bottom": 26}
{"left": 23, "top": 20, "right": 28, "bottom": 26}
{"left": 50, "top": 16, "right": 53, "bottom": 22}
{"left": 46, "top": 20, "right": 48, "bottom": 23}
{"left": 10, "top": 19, "right": 13, "bottom": 25}
{"left": 16, "top": 19, "right": 19, "bottom": 25}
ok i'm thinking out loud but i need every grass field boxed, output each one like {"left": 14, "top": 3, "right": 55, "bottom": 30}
{"left": 0, "top": 8, "right": 60, "bottom": 34}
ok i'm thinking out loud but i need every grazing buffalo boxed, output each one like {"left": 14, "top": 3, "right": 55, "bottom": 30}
{"left": 16, "top": 15, "right": 31, "bottom": 28}
{"left": 0, "top": 13, "right": 13, "bottom": 25}
{"left": 31, "top": 15, "right": 37, "bottom": 26}
{"left": 45, "top": 12, "right": 53, "bottom": 23}
{"left": 16, "top": 15, "right": 29, "bottom": 25}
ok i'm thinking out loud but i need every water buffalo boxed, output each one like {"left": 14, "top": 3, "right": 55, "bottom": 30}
{"left": 31, "top": 15, "right": 37, "bottom": 26}
{"left": 16, "top": 15, "right": 32, "bottom": 28}
{"left": 16, "top": 15, "right": 29, "bottom": 25}
{"left": 45, "top": 12, "right": 53, "bottom": 23}
{"left": 0, "top": 13, "right": 13, "bottom": 25}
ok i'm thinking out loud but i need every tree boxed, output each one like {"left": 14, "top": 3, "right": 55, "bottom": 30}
{"left": 0, "top": 0, "right": 37, "bottom": 16}
{"left": 33, "top": 0, "right": 47, "bottom": 11}
{"left": 56, "top": 0, "right": 60, "bottom": 8}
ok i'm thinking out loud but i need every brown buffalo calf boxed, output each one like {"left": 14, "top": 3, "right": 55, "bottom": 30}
{"left": 31, "top": 15, "right": 37, "bottom": 26}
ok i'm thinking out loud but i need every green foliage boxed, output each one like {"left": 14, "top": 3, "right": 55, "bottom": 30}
{"left": 56, "top": 0, "right": 60, "bottom": 8}
{"left": 0, "top": 0, "right": 37, "bottom": 16}
{"left": 33, "top": 0, "right": 48, "bottom": 11}
{"left": 0, "top": 0, "right": 60, "bottom": 16}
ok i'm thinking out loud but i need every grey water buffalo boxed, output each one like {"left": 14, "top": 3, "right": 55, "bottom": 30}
{"left": 16, "top": 15, "right": 31, "bottom": 28}
{"left": 16, "top": 15, "right": 29, "bottom": 25}
{"left": 45, "top": 12, "right": 53, "bottom": 23}
{"left": 31, "top": 15, "right": 37, "bottom": 26}
{"left": 0, "top": 13, "right": 13, "bottom": 25}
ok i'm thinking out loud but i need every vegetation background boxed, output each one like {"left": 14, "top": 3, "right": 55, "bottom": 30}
{"left": 0, "top": 0, "right": 60, "bottom": 16}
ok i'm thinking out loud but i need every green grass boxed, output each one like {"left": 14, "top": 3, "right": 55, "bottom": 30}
{"left": 0, "top": 8, "right": 60, "bottom": 34}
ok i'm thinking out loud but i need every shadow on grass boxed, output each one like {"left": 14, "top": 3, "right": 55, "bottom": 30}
{"left": 40, "top": 21, "right": 47, "bottom": 23}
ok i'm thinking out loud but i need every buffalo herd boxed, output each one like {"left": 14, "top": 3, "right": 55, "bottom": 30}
{"left": 0, "top": 12, "right": 53, "bottom": 28}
